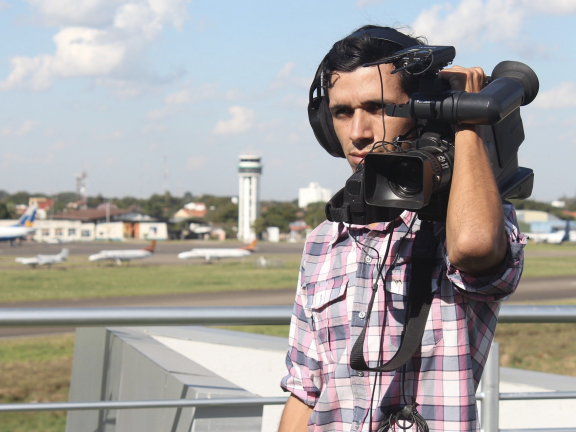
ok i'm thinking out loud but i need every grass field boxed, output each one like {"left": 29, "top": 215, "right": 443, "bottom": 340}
{"left": 0, "top": 335, "right": 74, "bottom": 432}
{"left": 0, "top": 242, "right": 574, "bottom": 303}
{"left": 0, "top": 257, "right": 301, "bottom": 303}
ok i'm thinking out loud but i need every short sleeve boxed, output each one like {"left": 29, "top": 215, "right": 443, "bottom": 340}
{"left": 444, "top": 202, "right": 526, "bottom": 302}
{"left": 280, "top": 256, "right": 323, "bottom": 407}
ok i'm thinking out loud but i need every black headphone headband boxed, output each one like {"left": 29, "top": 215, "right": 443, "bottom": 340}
{"left": 308, "top": 27, "right": 420, "bottom": 158}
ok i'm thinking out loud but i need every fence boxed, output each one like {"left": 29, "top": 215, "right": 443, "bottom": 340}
{"left": 0, "top": 304, "right": 575, "bottom": 432}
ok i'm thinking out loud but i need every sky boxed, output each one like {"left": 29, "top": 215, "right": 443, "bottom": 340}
{"left": 0, "top": 0, "right": 575, "bottom": 202}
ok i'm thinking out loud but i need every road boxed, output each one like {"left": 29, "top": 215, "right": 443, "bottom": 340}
{"left": 1, "top": 275, "right": 576, "bottom": 339}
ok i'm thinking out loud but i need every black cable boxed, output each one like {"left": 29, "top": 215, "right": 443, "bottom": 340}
{"left": 363, "top": 216, "right": 416, "bottom": 432}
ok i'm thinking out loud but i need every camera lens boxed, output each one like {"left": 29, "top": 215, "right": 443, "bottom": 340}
{"left": 391, "top": 158, "right": 422, "bottom": 197}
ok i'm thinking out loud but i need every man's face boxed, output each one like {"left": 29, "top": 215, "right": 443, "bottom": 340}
{"left": 328, "top": 64, "right": 414, "bottom": 171}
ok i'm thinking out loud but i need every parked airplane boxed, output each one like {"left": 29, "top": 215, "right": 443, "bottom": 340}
{"left": 177, "top": 240, "right": 257, "bottom": 262}
{"left": 0, "top": 206, "right": 37, "bottom": 245}
{"left": 15, "top": 248, "right": 69, "bottom": 268}
{"left": 527, "top": 220, "right": 576, "bottom": 244}
{"left": 88, "top": 241, "right": 156, "bottom": 265}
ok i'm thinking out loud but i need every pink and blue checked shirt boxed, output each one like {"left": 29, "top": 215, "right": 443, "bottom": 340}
{"left": 281, "top": 203, "right": 525, "bottom": 432}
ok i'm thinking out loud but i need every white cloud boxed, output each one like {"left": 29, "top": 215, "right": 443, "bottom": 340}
{"left": 146, "top": 82, "right": 238, "bottom": 121}
{"left": 50, "top": 141, "right": 67, "bottom": 151}
{"left": 186, "top": 156, "right": 208, "bottom": 169}
{"left": 0, "top": 1, "right": 12, "bottom": 11}
{"left": 164, "top": 82, "right": 218, "bottom": 105}
{"left": 3, "top": 153, "right": 25, "bottom": 166}
{"left": 142, "top": 123, "right": 167, "bottom": 133}
{"left": 147, "top": 105, "right": 178, "bottom": 121}
{"left": 532, "top": 82, "right": 576, "bottom": 109}
{"left": 270, "top": 62, "right": 310, "bottom": 90}
{"left": 356, "top": 0, "right": 383, "bottom": 7}
{"left": 412, "top": 0, "right": 576, "bottom": 53}
{"left": 0, "top": 120, "right": 40, "bottom": 137}
{"left": 0, "top": 0, "right": 189, "bottom": 92}
{"left": 213, "top": 106, "right": 255, "bottom": 135}
{"left": 102, "top": 157, "right": 118, "bottom": 166}
{"left": 530, "top": 0, "right": 576, "bottom": 14}
{"left": 280, "top": 94, "right": 308, "bottom": 111}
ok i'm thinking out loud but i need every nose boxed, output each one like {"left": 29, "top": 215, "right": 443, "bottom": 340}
{"left": 349, "top": 110, "right": 377, "bottom": 148}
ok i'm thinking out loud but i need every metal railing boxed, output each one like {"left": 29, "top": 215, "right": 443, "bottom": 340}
{"left": 0, "top": 305, "right": 575, "bottom": 432}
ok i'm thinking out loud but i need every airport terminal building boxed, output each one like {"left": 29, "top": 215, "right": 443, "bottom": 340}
{"left": 30, "top": 208, "right": 168, "bottom": 242}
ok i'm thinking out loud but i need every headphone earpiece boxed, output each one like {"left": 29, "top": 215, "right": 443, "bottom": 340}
{"left": 307, "top": 27, "right": 420, "bottom": 158}
{"left": 308, "top": 75, "right": 345, "bottom": 158}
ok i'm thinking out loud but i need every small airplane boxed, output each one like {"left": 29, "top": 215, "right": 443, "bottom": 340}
{"left": 15, "top": 248, "right": 69, "bottom": 268}
{"left": 0, "top": 206, "right": 37, "bottom": 245}
{"left": 43, "top": 237, "right": 74, "bottom": 244}
{"left": 177, "top": 240, "right": 257, "bottom": 262}
{"left": 88, "top": 241, "right": 156, "bottom": 265}
{"left": 527, "top": 220, "right": 575, "bottom": 244}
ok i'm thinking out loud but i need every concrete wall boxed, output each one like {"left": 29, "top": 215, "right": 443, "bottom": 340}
{"left": 31, "top": 220, "right": 95, "bottom": 242}
{"left": 95, "top": 222, "right": 124, "bottom": 241}
{"left": 138, "top": 222, "right": 168, "bottom": 240}
{"left": 66, "top": 327, "right": 264, "bottom": 432}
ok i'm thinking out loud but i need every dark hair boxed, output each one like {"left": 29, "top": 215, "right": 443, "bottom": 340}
{"left": 321, "top": 25, "right": 427, "bottom": 97}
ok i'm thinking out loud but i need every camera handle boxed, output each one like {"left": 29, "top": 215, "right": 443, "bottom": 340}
{"left": 385, "top": 61, "right": 539, "bottom": 126}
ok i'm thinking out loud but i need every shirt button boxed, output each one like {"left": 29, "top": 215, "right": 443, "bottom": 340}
{"left": 364, "top": 256, "right": 372, "bottom": 264}
{"left": 359, "top": 311, "right": 366, "bottom": 319}
{"left": 356, "top": 371, "right": 364, "bottom": 377}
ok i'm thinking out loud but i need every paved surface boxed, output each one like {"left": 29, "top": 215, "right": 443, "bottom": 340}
{"left": 0, "top": 240, "right": 304, "bottom": 256}
{"left": 0, "top": 240, "right": 305, "bottom": 268}
{"left": 1, "top": 274, "right": 576, "bottom": 339}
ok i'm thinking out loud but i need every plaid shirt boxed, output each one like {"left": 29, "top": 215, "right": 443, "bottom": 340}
{"left": 281, "top": 203, "right": 525, "bottom": 432}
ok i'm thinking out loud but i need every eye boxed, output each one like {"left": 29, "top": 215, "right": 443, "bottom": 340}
{"left": 332, "top": 107, "right": 353, "bottom": 118}
{"left": 366, "top": 103, "right": 383, "bottom": 114}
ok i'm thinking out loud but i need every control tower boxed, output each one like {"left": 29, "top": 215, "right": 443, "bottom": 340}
{"left": 237, "top": 155, "right": 262, "bottom": 243}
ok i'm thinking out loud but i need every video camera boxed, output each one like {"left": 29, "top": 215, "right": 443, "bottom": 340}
{"left": 326, "top": 45, "right": 538, "bottom": 224}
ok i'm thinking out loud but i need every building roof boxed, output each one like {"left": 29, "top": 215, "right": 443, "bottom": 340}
{"left": 53, "top": 208, "right": 128, "bottom": 222}
{"left": 174, "top": 208, "right": 207, "bottom": 219}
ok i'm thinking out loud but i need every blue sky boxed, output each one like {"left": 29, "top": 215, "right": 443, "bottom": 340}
{"left": 0, "top": 0, "right": 575, "bottom": 202}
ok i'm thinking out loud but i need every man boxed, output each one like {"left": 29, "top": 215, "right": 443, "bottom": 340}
{"left": 279, "top": 26, "right": 525, "bottom": 432}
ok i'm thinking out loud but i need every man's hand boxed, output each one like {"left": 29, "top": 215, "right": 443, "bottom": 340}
{"left": 439, "top": 66, "right": 507, "bottom": 276}
{"left": 278, "top": 395, "right": 313, "bottom": 432}
{"left": 439, "top": 65, "right": 486, "bottom": 93}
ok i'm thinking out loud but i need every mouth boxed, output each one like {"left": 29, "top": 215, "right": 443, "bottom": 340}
{"left": 349, "top": 148, "right": 384, "bottom": 165}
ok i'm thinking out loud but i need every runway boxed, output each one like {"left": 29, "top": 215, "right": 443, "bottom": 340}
{"left": 0, "top": 240, "right": 305, "bottom": 256}
{"left": 1, "top": 274, "right": 575, "bottom": 339}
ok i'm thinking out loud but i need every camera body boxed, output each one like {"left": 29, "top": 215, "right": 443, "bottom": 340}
{"left": 326, "top": 46, "right": 538, "bottom": 224}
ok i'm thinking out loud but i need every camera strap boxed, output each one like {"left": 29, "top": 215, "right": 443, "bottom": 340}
{"left": 325, "top": 188, "right": 350, "bottom": 222}
{"left": 350, "top": 220, "right": 435, "bottom": 373}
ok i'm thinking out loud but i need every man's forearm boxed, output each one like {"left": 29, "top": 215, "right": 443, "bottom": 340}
{"left": 278, "top": 395, "right": 313, "bottom": 432}
{"left": 446, "top": 125, "right": 507, "bottom": 275}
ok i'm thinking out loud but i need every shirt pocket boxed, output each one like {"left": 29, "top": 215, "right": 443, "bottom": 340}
{"left": 383, "top": 266, "right": 443, "bottom": 354}
{"left": 302, "top": 276, "right": 349, "bottom": 365}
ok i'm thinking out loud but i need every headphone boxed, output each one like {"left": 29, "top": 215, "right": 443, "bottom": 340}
{"left": 307, "top": 27, "right": 420, "bottom": 158}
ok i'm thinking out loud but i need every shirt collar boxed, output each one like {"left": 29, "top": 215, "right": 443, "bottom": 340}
{"left": 329, "top": 210, "right": 416, "bottom": 246}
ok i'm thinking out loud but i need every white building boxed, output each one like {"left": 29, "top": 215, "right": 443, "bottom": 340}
{"left": 298, "top": 182, "right": 332, "bottom": 208}
{"left": 139, "top": 222, "right": 168, "bottom": 240}
{"left": 237, "top": 155, "right": 262, "bottom": 243}
{"left": 32, "top": 220, "right": 96, "bottom": 242}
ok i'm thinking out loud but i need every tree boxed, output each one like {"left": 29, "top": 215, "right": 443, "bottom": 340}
{"left": 304, "top": 202, "right": 327, "bottom": 228}
{"left": 207, "top": 202, "right": 238, "bottom": 224}
{"left": 0, "top": 203, "right": 14, "bottom": 219}
{"left": 253, "top": 202, "right": 299, "bottom": 234}
{"left": 182, "top": 191, "right": 194, "bottom": 203}
{"left": 509, "top": 199, "right": 574, "bottom": 220}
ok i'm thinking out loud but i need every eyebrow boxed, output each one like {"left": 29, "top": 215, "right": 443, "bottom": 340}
{"left": 329, "top": 99, "right": 398, "bottom": 112}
